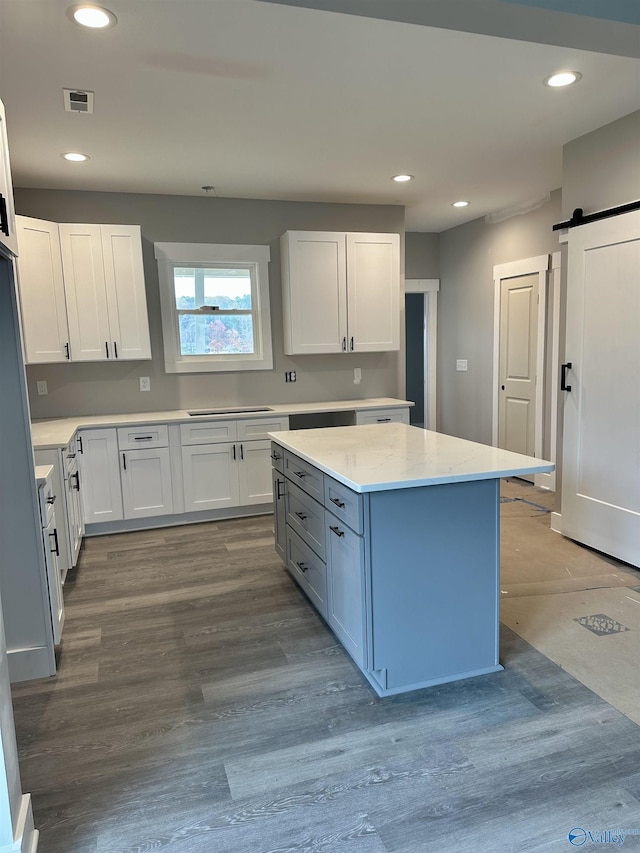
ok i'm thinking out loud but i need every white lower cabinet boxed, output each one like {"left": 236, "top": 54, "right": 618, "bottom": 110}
{"left": 121, "top": 447, "right": 173, "bottom": 519}
{"left": 37, "top": 471, "right": 64, "bottom": 645}
{"left": 79, "top": 428, "right": 124, "bottom": 524}
{"left": 354, "top": 407, "right": 410, "bottom": 425}
{"left": 237, "top": 439, "right": 273, "bottom": 505}
{"left": 182, "top": 442, "right": 239, "bottom": 512}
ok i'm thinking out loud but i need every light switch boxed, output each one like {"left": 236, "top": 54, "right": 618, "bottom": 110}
{"left": 456, "top": 359, "right": 468, "bottom": 372}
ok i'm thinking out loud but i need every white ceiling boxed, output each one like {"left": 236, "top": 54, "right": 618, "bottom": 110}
{"left": 0, "top": 0, "right": 638, "bottom": 231}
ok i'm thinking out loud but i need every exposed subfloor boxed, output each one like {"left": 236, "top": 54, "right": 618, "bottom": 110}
{"left": 10, "top": 482, "right": 640, "bottom": 852}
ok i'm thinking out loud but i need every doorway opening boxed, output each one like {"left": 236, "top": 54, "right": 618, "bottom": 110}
{"left": 404, "top": 279, "right": 439, "bottom": 430}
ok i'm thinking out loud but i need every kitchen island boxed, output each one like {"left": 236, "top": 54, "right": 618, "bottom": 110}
{"left": 269, "top": 423, "right": 554, "bottom": 696}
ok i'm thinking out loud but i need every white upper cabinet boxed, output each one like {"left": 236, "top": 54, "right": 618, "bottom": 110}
{"left": 0, "top": 99, "right": 18, "bottom": 257}
{"left": 16, "top": 216, "right": 70, "bottom": 362}
{"left": 281, "top": 230, "right": 400, "bottom": 355}
{"left": 59, "top": 223, "right": 151, "bottom": 362}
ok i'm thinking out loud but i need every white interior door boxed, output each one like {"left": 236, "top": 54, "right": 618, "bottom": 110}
{"left": 561, "top": 211, "right": 640, "bottom": 567}
{"left": 498, "top": 273, "right": 539, "bottom": 463}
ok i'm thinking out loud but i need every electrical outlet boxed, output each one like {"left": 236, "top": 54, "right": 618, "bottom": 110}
{"left": 353, "top": 367, "right": 362, "bottom": 385}
{"left": 285, "top": 371, "right": 297, "bottom": 383}
{"left": 139, "top": 376, "right": 151, "bottom": 392}
{"left": 36, "top": 380, "right": 48, "bottom": 395}
{"left": 456, "top": 359, "right": 468, "bottom": 372}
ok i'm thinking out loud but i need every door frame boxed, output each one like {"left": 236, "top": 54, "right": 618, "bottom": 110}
{"left": 405, "top": 278, "right": 439, "bottom": 430}
{"left": 492, "top": 255, "right": 555, "bottom": 489}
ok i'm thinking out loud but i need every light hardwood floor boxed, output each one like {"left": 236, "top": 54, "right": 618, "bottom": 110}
{"left": 11, "top": 493, "right": 640, "bottom": 852}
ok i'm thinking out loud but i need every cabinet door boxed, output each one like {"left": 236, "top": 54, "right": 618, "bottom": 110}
{"left": 59, "top": 224, "right": 111, "bottom": 361}
{"left": 16, "top": 216, "right": 70, "bottom": 363}
{"left": 68, "top": 464, "right": 83, "bottom": 566}
{"left": 182, "top": 443, "right": 239, "bottom": 512}
{"left": 0, "top": 99, "right": 18, "bottom": 257}
{"left": 238, "top": 440, "right": 273, "bottom": 505}
{"left": 346, "top": 233, "right": 400, "bottom": 352}
{"left": 121, "top": 447, "right": 173, "bottom": 519}
{"left": 281, "top": 231, "right": 347, "bottom": 354}
{"left": 326, "top": 514, "right": 367, "bottom": 668}
{"left": 101, "top": 225, "right": 151, "bottom": 360}
{"left": 44, "top": 514, "right": 64, "bottom": 644}
{"left": 272, "top": 468, "right": 287, "bottom": 561}
{"left": 79, "top": 428, "right": 124, "bottom": 523}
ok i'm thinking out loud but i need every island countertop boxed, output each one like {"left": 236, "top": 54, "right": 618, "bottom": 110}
{"left": 269, "top": 423, "right": 554, "bottom": 493}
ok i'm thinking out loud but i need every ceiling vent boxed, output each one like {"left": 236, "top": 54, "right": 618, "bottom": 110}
{"left": 63, "top": 89, "right": 94, "bottom": 114}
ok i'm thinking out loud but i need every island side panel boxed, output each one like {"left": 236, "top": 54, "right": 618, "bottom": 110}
{"left": 368, "top": 478, "right": 501, "bottom": 691}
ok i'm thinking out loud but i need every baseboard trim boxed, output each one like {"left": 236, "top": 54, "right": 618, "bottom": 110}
{"left": 7, "top": 645, "right": 55, "bottom": 684}
{"left": 550, "top": 511, "right": 562, "bottom": 533}
{"left": 84, "top": 504, "right": 273, "bottom": 537}
{"left": 0, "top": 794, "right": 39, "bottom": 853}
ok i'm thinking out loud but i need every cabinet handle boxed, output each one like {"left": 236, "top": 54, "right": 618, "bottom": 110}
{"left": 65, "top": 342, "right": 70, "bottom": 360}
{"left": 232, "top": 444, "right": 236, "bottom": 461}
{"left": 377, "top": 418, "right": 392, "bottom": 423}
{"left": 72, "top": 472, "right": 80, "bottom": 491}
{"left": 77, "top": 435, "right": 83, "bottom": 454}
{"left": 329, "top": 525, "right": 345, "bottom": 538}
{"left": 0, "top": 194, "right": 8, "bottom": 237}
{"left": 561, "top": 362, "right": 572, "bottom": 392}
{"left": 296, "top": 561, "right": 309, "bottom": 573}
{"left": 46, "top": 494, "right": 56, "bottom": 505}
{"left": 293, "top": 471, "right": 306, "bottom": 479}
{"left": 50, "top": 528, "right": 60, "bottom": 557}
{"left": 105, "top": 341, "right": 110, "bottom": 359}
{"left": 294, "top": 511, "right": 307, "bottom": 521}
{"left": 276, "top": 478, "right": 285, "bottom": 500}
{"left": 270, "top": 452, "right": 281, "bottom": 461}
{"left": 67, "top": 452, "right": 76, "bottom": 459}
{"left": 122, "top": 452, "right": 127, "bottom": 471}
{"left": 330, "top": 497, "right": 345, "bottom": 509}
{"left": 240, "top": 443, "right": 244, "bottom": 461}
{"left": 133, "top": 436, "right": 154, "bottom": 441}
{"left": 342, "top": 337, "right": 347, "bottom": 352}
{"left": 350, "top": 336, "right": 354, "bottom": 351}
{"left": 114, "top": 341, "right": 118, "bottom": 359}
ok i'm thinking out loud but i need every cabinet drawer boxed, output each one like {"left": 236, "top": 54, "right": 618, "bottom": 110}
{"left": 324, "top": 476, "right": 363, "bottom": 535}
{"left": 286, "top": 480, "right": 325, "bottom": 561}
{"left": 180, "top": 420, "right": 237, "bottom": 445}
{"left": 284, "top": 451, "right": 324, "bottom": 502}
{"left": 237, "top": 416, "right": 289, "bottom": 441}
{"left": 355, "top": 408, "right": 409, "bottom": 425}
{"left": 64, "top": 436, "right": 79, "bottom": 474}
{"left": 270, "top": 441, "right": 285, "bottom": 473}
{"left": 286, "top": 527, "right": 327, "bottom": 620}
{"left": 117, "top": 424, "right": 169, "bottom": 450}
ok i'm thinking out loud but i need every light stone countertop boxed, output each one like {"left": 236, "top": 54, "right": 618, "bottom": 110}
{"left": 269, "top": 423, "right": 554, "bottom": 493}
{"left": 30, "top": 397, "right": 413, "bottom": 450}
{"left": 34, "top": 464, "right": 54, "bottom": 487}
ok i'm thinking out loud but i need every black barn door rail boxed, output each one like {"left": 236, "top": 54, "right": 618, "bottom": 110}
{"left": 553, "top": 200, "right": 640, "bottom": 232}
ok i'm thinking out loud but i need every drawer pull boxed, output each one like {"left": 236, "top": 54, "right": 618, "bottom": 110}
{"left": 330, "top": 525, "right": 345, "bottom": 538}
{"left": 134, "top": 435, "right": 154, "bottom": 441}
{"left": 294, "top": 471, "right": 306, "bottom": 479}
{"left": 50, "top": 528, "right": 60, "bottom": 557}
{"left": 294, "top": 511, "right": 307, "bottom": 521}
{"left": 296, "top": 561, "right": 309, "bottom": 573}
{"left": 330, "top": 497, "right": 345, "bottom": 509}
{"left": 377, "top": 418, "right": 392, "bottom": 423}
{"left": 67, "top": 452, "right": 76, "bottom": 459}
{"left": 46, "top": 494, "right": 56, "bottom": 505}
{"left": 270, "top": 452, "right": 281, "bottom": 461}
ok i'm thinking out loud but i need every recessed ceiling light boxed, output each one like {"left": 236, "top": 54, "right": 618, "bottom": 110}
{"left": 61, "top": 152, "right": 90, "bottom": 162}
{"left": 392, "top": 174, "right": 414, "bottom": 183}
{"left": 67, "top": 4, "right": 117, "bottom": 29}
{"left": 544, "top": 71, "right": 581, "bottom": 88}
{"left": 452, "top": 200, "right": 470, "bottom": 208}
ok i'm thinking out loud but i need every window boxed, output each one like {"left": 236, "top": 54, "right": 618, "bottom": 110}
{"left": 155, "top": 242, "right": 273, "bottom": 373}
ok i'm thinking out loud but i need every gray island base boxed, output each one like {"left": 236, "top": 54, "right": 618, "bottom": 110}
{"left": 269, "top": 423, "right": 554, "bottom": 697}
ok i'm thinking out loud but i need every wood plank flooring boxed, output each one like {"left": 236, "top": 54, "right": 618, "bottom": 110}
{"left": 11, "top": 512, "right": 640, "bottom": 852}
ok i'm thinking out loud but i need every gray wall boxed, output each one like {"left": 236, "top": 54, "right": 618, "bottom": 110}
{"left": 15, "top": 189, "right": 404, "bottom": 418}
{"left": 437, "top": 189, "right": 562, "bottom": 445}
{"left": 562, "top": 110, "right": 640, "bottom": 217}
{"left": 404, "top": 232, "right": 439, "bottom": 279}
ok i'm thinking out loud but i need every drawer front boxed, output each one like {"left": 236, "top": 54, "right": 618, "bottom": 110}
{"left": 270, "top": 441, "right": 285, "bottom": 474}
{"left": 118, "top": 424, "right": 169, "bottom": 450}
{"left": 286, "top": 480, "right": 325, "bottom": 561}
{"left": 286, "top": 527, "right": 327, "bottom": 620}
{"left": 324, "top": 476, "right": 363, "bottom": 535}
{"left": 355, "top": 408, "right": 410, "bottom": 425}
{"left": 64, "top": 436, "right": 79, "bottom": 474}
{"left": 237, "top": 416, "right": 289, "bottom": 441}
{"left": 284, "top": 451, "right": 324, "bottom": 502}
{"left": 180, "top": 420, "right": 238, "bottom": 446}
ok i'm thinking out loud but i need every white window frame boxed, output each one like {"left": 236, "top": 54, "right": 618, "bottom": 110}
{"left": 154, "top": 242, "right": 273, "bottom": 374}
